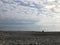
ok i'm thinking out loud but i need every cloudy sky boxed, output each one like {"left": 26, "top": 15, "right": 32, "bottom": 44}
{"left": 0, "top": 0, "right": 60, "bottom": 31}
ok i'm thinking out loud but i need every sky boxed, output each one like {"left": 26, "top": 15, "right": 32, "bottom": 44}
{"left": 0, "top": 0, "right": 60, "bottom": 31}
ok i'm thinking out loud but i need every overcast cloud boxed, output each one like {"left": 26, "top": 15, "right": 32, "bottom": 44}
{"left": 0, "top": 0, "right": 60, "bottom": 31}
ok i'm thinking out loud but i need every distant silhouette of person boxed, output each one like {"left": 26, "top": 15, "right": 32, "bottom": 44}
{"left": 42, "top": 30, "right": 44, "bottom": 32}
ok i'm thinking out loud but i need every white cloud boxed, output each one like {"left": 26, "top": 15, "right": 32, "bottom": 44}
{"left": 0, "top": 0, "right": 60, "bottom": 31}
